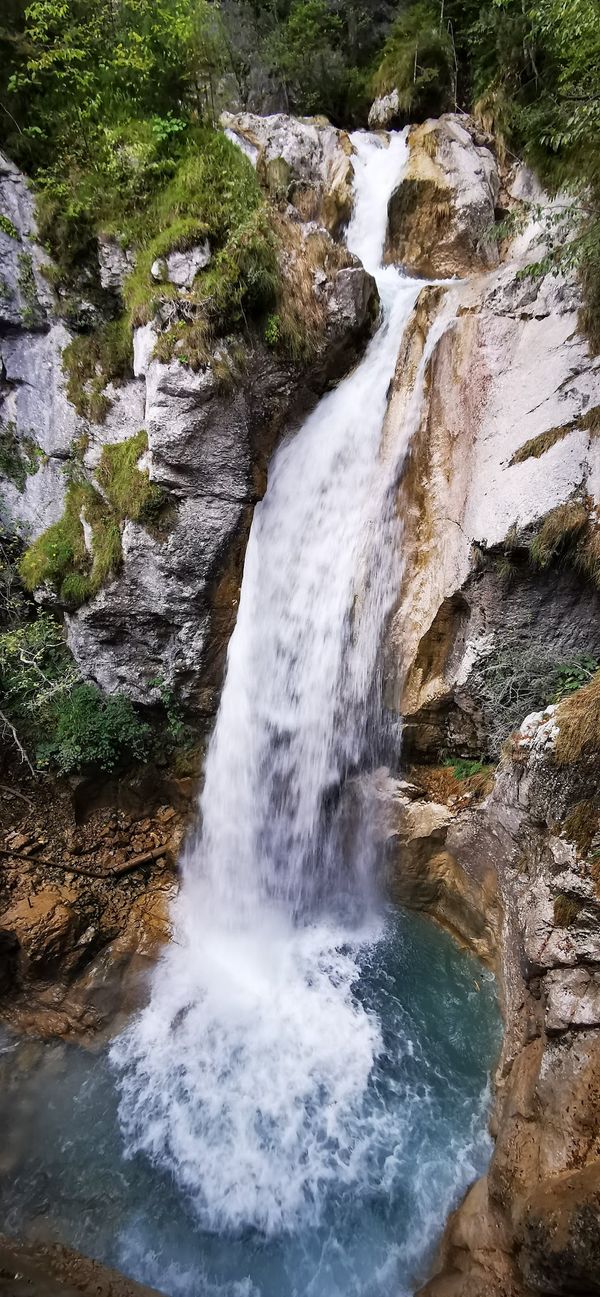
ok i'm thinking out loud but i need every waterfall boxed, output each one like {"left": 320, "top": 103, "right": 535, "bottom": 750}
{"left": 112, "top": 132, "right": 450, "bottom": 1241}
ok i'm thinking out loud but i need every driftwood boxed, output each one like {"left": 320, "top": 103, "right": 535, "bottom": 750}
{"left": 0, "top": 844, "right": 170, "bottom": 880}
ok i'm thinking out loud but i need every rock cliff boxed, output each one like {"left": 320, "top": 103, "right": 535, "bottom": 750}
{"left": 1, "top": 118, "right": 377, "bottom": 716}
{"left": 377, "top": 113, "right": 600, "bottom": 1297}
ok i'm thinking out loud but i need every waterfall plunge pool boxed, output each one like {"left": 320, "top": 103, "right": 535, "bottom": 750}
{"left": 0, "top": 905, "right": 500, "bottom": 1297}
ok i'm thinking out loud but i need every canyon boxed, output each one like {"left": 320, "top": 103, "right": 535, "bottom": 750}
{"left": 0, "top": 108, "right": 599, "bottom": 1297}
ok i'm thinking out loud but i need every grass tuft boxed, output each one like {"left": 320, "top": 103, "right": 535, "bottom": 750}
{"left": 563, "top": 801, "right": 600, "bottom": 856}
{"left": 554, "top": 670, "right": 600, "bottom": 764}
{"left": 96, "top": 430, "right": 164, "bottom": 524}
{"left": 62, "top": 318, "right": 132, "bottom": 423}
{"left": 553, "top": 894, "right": 582, "bottom": 927}
{"left": 510, "top": 406, "right": 600, "bottom": 467}
{"left": 529, "top": 501, "right": 589, "bottom": 568}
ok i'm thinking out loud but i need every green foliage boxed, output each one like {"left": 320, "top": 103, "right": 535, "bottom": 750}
{"left": 264, "top": 313, "right": 282, "bottom": 347}
{"left": 0, "top": 214, "right": 18, "bottom": 239}
{"left": 551, "top": 656, "right": 599, "bottom": 702}
{"left": 443, "top": 757, "right": 491, "bottom": 780}
{"left": 37, "top": 683, "right": 151, "bottom": 774}
{"left": 62, "top": 318, "right": 132, "bottom": 423}
{"left": 0, "top": 423, "right": 43, "bottom": 492}
{"left": 372, "top": 2, "right": 454, "bottom": 120}
{"left": 0, "top": 609, "right": 153, "bottom": 773}
{"left": 97, "top": 430, "right": 164, "bottom": 525}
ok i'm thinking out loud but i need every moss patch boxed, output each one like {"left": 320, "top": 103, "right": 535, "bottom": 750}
{"left": 19, "top": 480, "right": 122, "bottom": 605}
{"left": 62, "top": 318, "right": 132, "bottom": 424}
{"left": 0, "top": 423, "right": 43, "bottom": 491}
{"left": 96, "top": 430, "right": 164, "bottom": 524}
{"left": 17, "top": 251, "right": 43, "bottom": 328}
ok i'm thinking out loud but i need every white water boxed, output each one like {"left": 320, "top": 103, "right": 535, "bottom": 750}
{"left": 112, "top": 133, "right": 462, "bottom": 1256}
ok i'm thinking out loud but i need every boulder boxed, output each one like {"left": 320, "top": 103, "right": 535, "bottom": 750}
{"left": 97, "top": 233, "right": 135, "bottom": 292}
{"left": 150, "top": 241, "right": 211, "bottom": 289}
{"left": 385, "top": 115, "right": 499, "bottom": 277}
{"left": 221, "top": 111, "right": 355, "bottom": 235}
{"left": 368, "top": 90, "right": 401, "bottom": 131}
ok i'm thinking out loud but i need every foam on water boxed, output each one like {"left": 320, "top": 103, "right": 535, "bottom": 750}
{"left": 110, "top": 130, "right": 480, "bottom": 1276}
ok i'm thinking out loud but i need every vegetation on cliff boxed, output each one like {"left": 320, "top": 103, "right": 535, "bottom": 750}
{"left": 0, "top": 0, "right": 597, "bottom": 349}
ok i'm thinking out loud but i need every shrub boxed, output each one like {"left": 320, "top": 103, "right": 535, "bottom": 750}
{"left": 372, "top": 2, "right": 454, "bottom": 120}
{"left": 37, "top": 683, "right": 151, "bottom": 774}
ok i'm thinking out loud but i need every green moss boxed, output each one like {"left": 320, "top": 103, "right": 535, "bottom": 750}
{"left": 97, "top": 430, "right": 164, "bottom": 523}
{"left": 18, "top": 480, "right": 122, "bottom": 606}
{"left": 122, "top": 131, "right": 279, "bottom": 350}
{"left": 17, "top": 251, "right": 44, "bottom": 328}
{"left": 0, "top": 214, "right": 19, "bottom": 240}
{"left": 0, "top": 423, "right": 43, "bottom": 491}
{"left": 62, "top": 318, "right": 132, "bottom": 423}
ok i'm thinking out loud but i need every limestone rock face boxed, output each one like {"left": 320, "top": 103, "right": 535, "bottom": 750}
{"left": 368, "top": 89, "right": 401, "bottom": 131}
{"left": 382, "top": 198, "right": 600, "bottom": 760}
{"left": 97, "top": 234, "right": 135, "bottom": 292}
{"left": 150, "top": 241, "right": 211, "bottom": 288}
{"left": 221, "top": 111, "right": 355, "bottom": 234}
{"left": 0, "top": 150, "right": 52, "bottom": 329}
{"left": 413, "top": 720, "right": 600, "bottom": 1297}
{"left": 385, "top": 115, "right": 499, "bottom": 277}
{"left": 1, "top": 125, "right": 377, "bottom": 716}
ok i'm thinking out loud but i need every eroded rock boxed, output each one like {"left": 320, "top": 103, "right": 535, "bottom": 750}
{"left": 385, "top": 115, "right": 499, "bottom": 276}
{"left": 221, "top": 111, "right": 355, "bottom": 234}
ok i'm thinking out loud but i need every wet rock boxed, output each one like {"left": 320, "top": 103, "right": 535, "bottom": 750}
{"left": 385, "top": 115, "right": 499, "bottom": 277}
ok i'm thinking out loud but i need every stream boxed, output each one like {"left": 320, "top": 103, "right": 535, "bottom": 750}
{"left": 1, "top": 130, "right": 501, "bottom": 1296}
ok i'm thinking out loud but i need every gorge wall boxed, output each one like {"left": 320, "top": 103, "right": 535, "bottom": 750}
{"left": 1, "top": 109, "right": 600, "bottom": 1296}
{"left": 376, "top": 117, "right": 600, "bottom": 1296}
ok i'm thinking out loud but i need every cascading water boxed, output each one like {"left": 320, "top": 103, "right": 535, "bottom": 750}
{"left": 96, "top": 131, "right": 501, "bottom": 1295}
